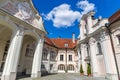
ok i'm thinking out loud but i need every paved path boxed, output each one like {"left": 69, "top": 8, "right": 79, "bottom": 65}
{"left": 18, "top": 73, "right": 107, "bottom": 80}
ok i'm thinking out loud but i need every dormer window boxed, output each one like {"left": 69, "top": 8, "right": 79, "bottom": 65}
{"left": 64, "top": 43, "right": 68, "bottom": 48}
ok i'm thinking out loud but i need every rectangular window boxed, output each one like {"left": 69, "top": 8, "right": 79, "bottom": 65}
{"left": 69, "top": 55, "right": 72, "bottom": 61}
{"left": 60, "top": 55, "right": 63, "bottom": 61}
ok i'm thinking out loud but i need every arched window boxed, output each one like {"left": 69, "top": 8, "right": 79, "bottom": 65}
{"left": 58, "top": 64, "right": 65, "bottom": 70}
{"left": 97, "top": 42, "right": 102, "bottom": 55}
{"left": 42, "top": 48, "right": 48, "bottom": 60}
{"left": 67, "top": 64, "right": 74, "bottom": 71}
{"left": 50, "top": 51, "right": 56, "bottom": 61}
{"left": 25, "top": 42, "right": 35, "bottom": 57}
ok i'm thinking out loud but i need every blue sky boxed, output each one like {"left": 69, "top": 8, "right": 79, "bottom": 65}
{"left": 32, "top": 0, "right": 120, "bottom": 39}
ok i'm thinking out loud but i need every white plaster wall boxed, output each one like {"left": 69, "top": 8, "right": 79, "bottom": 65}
{"left": 116, "top": 54, "right": 120, "bottom": 73}
{"left": 57, "top": 49, "right": 78, "bottom": 73}
{"left": 96, "top": 55, "right": 106, "bottom": 76}
{"left": 110, "top": 21, "right": 120, "bottom": 76}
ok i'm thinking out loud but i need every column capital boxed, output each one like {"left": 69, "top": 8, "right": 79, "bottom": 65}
{"left": 17, "top": 30, "right": 24, "bottom": 36}
{"left": 13, "top": 29, "right": 24, "bottom": 37}
{"left": 89, "top": 38, "right": 96, "bottom": 45}
{"left": 99, "top": 31, "right": 110, "bottom": 42}
{"left": 38, "top": 38, "right": 44, "bottom": 43}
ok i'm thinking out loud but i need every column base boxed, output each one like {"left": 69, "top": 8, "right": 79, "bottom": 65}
{"left": 31, "top": 71, "right": 41, "bottom": 78}
{"left": 105, "top": 73, "right": 118, "bottom": 80}
{"left": 1, "top": 72, "right": 16, "bottom": 80}
{"left": 93, "top": 72, "right": 99, "bottom": 77}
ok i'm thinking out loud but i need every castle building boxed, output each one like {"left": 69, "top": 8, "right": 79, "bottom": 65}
{"left": 0, "top": 1, "right": 78, "bottom": 80}
{"left": 78, "top": 11, "right": 120, "bottom": 80}
{"left": 108, "top": 10, "right": 120, "bottom": 77}
{"left": 41, "top": 36, "right": 78, "bottom": 74}
{"left": 0, "top": 0, "right": 46, "bottom": 80}
{"left": 0, "top": 0, "right": 120, "bottom": 80}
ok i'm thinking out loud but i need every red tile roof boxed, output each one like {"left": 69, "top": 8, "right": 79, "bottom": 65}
{"left": 45, "top": 37, "right": 77, "bottom": 49}
{"left": 109, "top": 9, "right": 120, "bottom": 24}
{"left": 44, "top": 36, "right": 54, "bottom": 46}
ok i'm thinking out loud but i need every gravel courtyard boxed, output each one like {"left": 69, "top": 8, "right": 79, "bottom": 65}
{"left": 18, "top": 73, "right": 107, "bottom": 80}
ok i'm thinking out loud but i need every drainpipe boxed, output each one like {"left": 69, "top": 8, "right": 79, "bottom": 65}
{"left": 105, "top": 23, "right": 120, "bottom": 80}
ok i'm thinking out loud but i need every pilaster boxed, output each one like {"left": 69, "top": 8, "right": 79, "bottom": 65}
{"left": 80, "top": 44, "right": 87, "bottom": 75}
{"left": 100, "top": 31, "right": 118, "bottom": 80}
{"left": 89, "top": 38, "right": 99, "bottom": 77}
{"left": 47, "top": 50, "right": 50, "bottom": 73}
{"left": 77, "top": 45, "right": 81, "bottom": 72}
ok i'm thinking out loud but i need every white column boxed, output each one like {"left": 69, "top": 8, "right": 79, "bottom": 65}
{"left": 100, "top": 33, "right": 118, "bottom": 80}
{"left": 47, "top": 50, "right": 50, "bottom": 73}
{"left": 2, "top": 30, "right": 24, "bottom": 80}
{"left": 77, "top": 45, "right": 81, "bottom": 72}
{"left": 89, "top": 38, "right": 99, "bottom": 77}
{"left": 31, "top": 38, "right": 44, "bottom": 78}
{"left": 81, "top": 44, "right": 87, "bottom": 75}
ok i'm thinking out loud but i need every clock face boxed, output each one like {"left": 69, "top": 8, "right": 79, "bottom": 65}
{"left": 18, "top": 2, "right": 33, "bottom": 20}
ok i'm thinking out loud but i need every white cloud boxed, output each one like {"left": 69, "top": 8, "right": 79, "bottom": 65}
{"left": 44, "top": 4, "right": 81, "bottom": 28}
{"left": 43, "top": 0, "right": 96, "bottom": 28}
{"left": 77, "top": 0, "right": 95, "bottom": 15}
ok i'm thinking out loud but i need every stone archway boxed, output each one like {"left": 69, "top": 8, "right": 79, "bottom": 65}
{"left": 0, "top": 25, "right": 13, "bottom": 75}
{"left": 16, "top": 30, "right": 44, "bottom": 79}
{"left": 17, "top": 35, "right": 37, "bottom": 78}
{"left": 0, "top": 17, "right": 25, "bottom": 80}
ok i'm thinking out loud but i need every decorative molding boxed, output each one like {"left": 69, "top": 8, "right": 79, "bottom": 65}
{"left": 1, "top": 0, "right": 41, "bottom": 30}
{"left": 17, "top": 2, "right": 34, "bottom": 20}
{"left": 99, "top": 31, "right": 110, "bottom": 42}
{"left": 39, "top": 38, "right": 44, "bottom": 43}
{"left": 89, "top": 38, "right": 96, "bottom": 45}
{"left": 17, "top": 30, "right": 24, "bottom": 36}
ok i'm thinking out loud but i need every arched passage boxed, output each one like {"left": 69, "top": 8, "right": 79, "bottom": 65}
{"left": 0, "top": 19, "right": 17, "bottom": 75}
{"left": 17, "top": 30, "right": 40, "bottom": 78}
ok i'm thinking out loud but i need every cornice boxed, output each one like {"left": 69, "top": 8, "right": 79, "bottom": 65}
{"left": 78, "top": 26, "right": 106, "bottom": 44}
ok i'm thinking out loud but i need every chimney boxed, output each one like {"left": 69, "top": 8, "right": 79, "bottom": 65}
{"left": 72, "top": 32, "right": 75, "bottom": 43}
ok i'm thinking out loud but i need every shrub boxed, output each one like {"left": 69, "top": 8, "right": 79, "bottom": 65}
{"left": 87, "top": 64, "right": 91, "bottom": 75}
{"left": 64, "top": 69, "right": 67, "bottom": 73}
{"left": 80, "top": 64, "right": 84, "bottom": 73}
